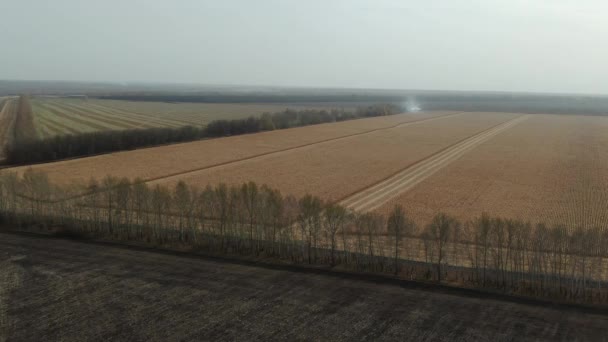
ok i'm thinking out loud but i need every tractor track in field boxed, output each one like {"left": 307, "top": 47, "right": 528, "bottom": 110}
{"left": 340, "top": 115, "right": 530, "bottom": 212}
{"left": 145, "top": 111, "right": 467, "bottom": 186}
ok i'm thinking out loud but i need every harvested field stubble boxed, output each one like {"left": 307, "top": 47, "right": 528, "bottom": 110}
{"left": 9, "top": 111, "right": 456, "bottom": 186}
{"left": 151, "top": 112, "right": 518, "bottom": 201}
{"left": 340, "top": 115, "right": 529, "bottom": 212}
{"left": 379, "top": 114, "right": 608, "bottom": 229}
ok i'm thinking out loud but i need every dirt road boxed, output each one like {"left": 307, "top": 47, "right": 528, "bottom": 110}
{"left": 0, "top": 98, "right": 17, "bottom": 160}
{"left": 0, "top": 233, "right": 605, "bottom": 341}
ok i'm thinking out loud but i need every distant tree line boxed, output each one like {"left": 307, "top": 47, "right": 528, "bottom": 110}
{"left": 98, "top": 93, "right": 608, "bottom": 115}
{"left": 4, "top": 104, "right": 400, "bottom": 165}
{"left": 98, "top": 94, "right": 403, "bottom": 104}
{"left": 3, "top": 169, "right": 608, "bottom": 305}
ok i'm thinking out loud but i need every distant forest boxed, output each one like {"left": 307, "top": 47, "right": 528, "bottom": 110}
{"left": 5, "top": 104, "right": 400, "bottom": 165}
{"left": 99, "top": 93, "right": 608, "bottom": 115}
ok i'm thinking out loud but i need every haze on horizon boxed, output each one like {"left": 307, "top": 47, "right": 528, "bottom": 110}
{"left": 2, "top": 0, "right": 607, "bottom": 95}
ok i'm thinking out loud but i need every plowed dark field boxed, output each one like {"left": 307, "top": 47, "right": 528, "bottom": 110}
{"left": 0, "top": 233, "right": 606, "bottom": 341}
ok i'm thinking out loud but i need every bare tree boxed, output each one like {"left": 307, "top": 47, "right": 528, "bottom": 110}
{"left": 261, "top": 185, "right": 284, "bottom": 256}
{"left": 324, "top": 203, "right": 347, "bottom": 266}
{"left": 150, "top": 184, "right": 171, "bottom": 243}
{"left": 298, "top": 194, "right": 323, "bottom": 264}
{"left": 241, "top": 181, "right": 259, "bottom": 252}
{"left": 474, "top": 213, "right": 492, "bottom": 286}
{"left": 131, "top": 179, "right": 149, "bottom": 237}
{"left": 101, "top": 176, "right": 119, "bottom": 234}
{"left": 364, "top": 213, "right": 384, "bottom": 272}
{"left": 387, "top": 205, "right": 414, "bottom": 275}
{"left": 174, "top": 180, "right": 192, "bottom": 242}
{"left": 426, "top": 213, "right": 460, "bottom": 282}
{"left": 215, "top": 184, "right": 232, "bottom": 250}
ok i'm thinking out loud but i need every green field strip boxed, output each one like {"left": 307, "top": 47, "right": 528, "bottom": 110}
{"left": 44, "top": 103, "right": 123, "bottom": 131}
{"left": 54, "top": 101, "right": 161, "bottom": 129}
{"left": 84, "top": 99, "right": 225, "bottom": 127}
{"left": 45, "top": 102, "right": 133, "bottom": 131}
{"left": 39, "top": 115, "right": 71, "bottom": 136}
{"left": 88, "top": 102, "right": 183, "bottom": 127}
{"left": 40, "top": 104, "right": 111, "bottom": 132}
{"left": 155, "top": 112, "right": 208, "bottom": 125}
{"left": 88, "top": 102, "right": 190, "bottom": 127}
{"left": 34, "top": 107, "right": 83, "bottom": 135}
{"left": 80, "top": 104, "right": 171, "bottom": 129}
{"left": 92, "top": 101, "right": 196, "bottom": 126}
{"left": 65, "top": 101, "right": 176, "bottom": 129}
{"left": 35, "top": 123, "right": 53, "bottom": 139}
{"left": 139, "top": 110, "right": 207, "bottom": 125}
{"left": 34, "top": 111, "right": 80, "bottom": 136}
{"left": 32, "top": 103, "right": 89, "bottom": 135}
{"left": 32, "top": 114, "right": 49, "bottom": 139}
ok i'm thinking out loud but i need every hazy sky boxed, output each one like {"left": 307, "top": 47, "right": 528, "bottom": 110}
{"left": 2, "top": 0, "right": 607, "bottom": 94}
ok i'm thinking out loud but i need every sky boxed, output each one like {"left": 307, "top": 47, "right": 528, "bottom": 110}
{"left": 2, "top": 0, "right": 607, "bottom": 94}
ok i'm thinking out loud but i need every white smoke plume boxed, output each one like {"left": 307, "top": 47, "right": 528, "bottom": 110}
{"left": 404, "top": 96, "right": 421, "bottom": 113}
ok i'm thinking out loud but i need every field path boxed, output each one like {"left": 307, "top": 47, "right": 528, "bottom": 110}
{"left": 340, "top": 115, "right": 530, "bottom": 212}
{"left": 145, "top": 112, "right": 466, "bottom": 185}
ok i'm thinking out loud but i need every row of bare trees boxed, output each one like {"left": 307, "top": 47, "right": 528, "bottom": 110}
{"left": 2, "top": 169, "right": 608, "bottom": 304}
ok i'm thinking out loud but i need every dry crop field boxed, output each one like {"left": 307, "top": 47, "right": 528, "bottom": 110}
{"left": 11, "top": 111, "right": 456, "bottom": 185}
{"left": 377, "top": 114, "right": 608, "bottom": 229}
{"left": 1, "top": 233, "right": 606, "bottom": 341}
{"left": 8, "top": 111, "right": 608, "bottom": 231}
{"left": 29, "top": 97, "right": 358, "bottom": 138}
{"left": 147, "top": 112, "right": 518, "bottom": 201}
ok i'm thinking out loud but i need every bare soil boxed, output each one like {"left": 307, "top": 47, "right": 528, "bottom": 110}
{"left": 0, "top": 233, "right": 606, "bottom": 341}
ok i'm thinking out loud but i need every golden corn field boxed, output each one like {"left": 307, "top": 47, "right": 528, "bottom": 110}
{"left": 8, "top": 111, "right": 608, "bottom": 232}
{"left": 378, "top": 114, "right": 608, "bottom": 230}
